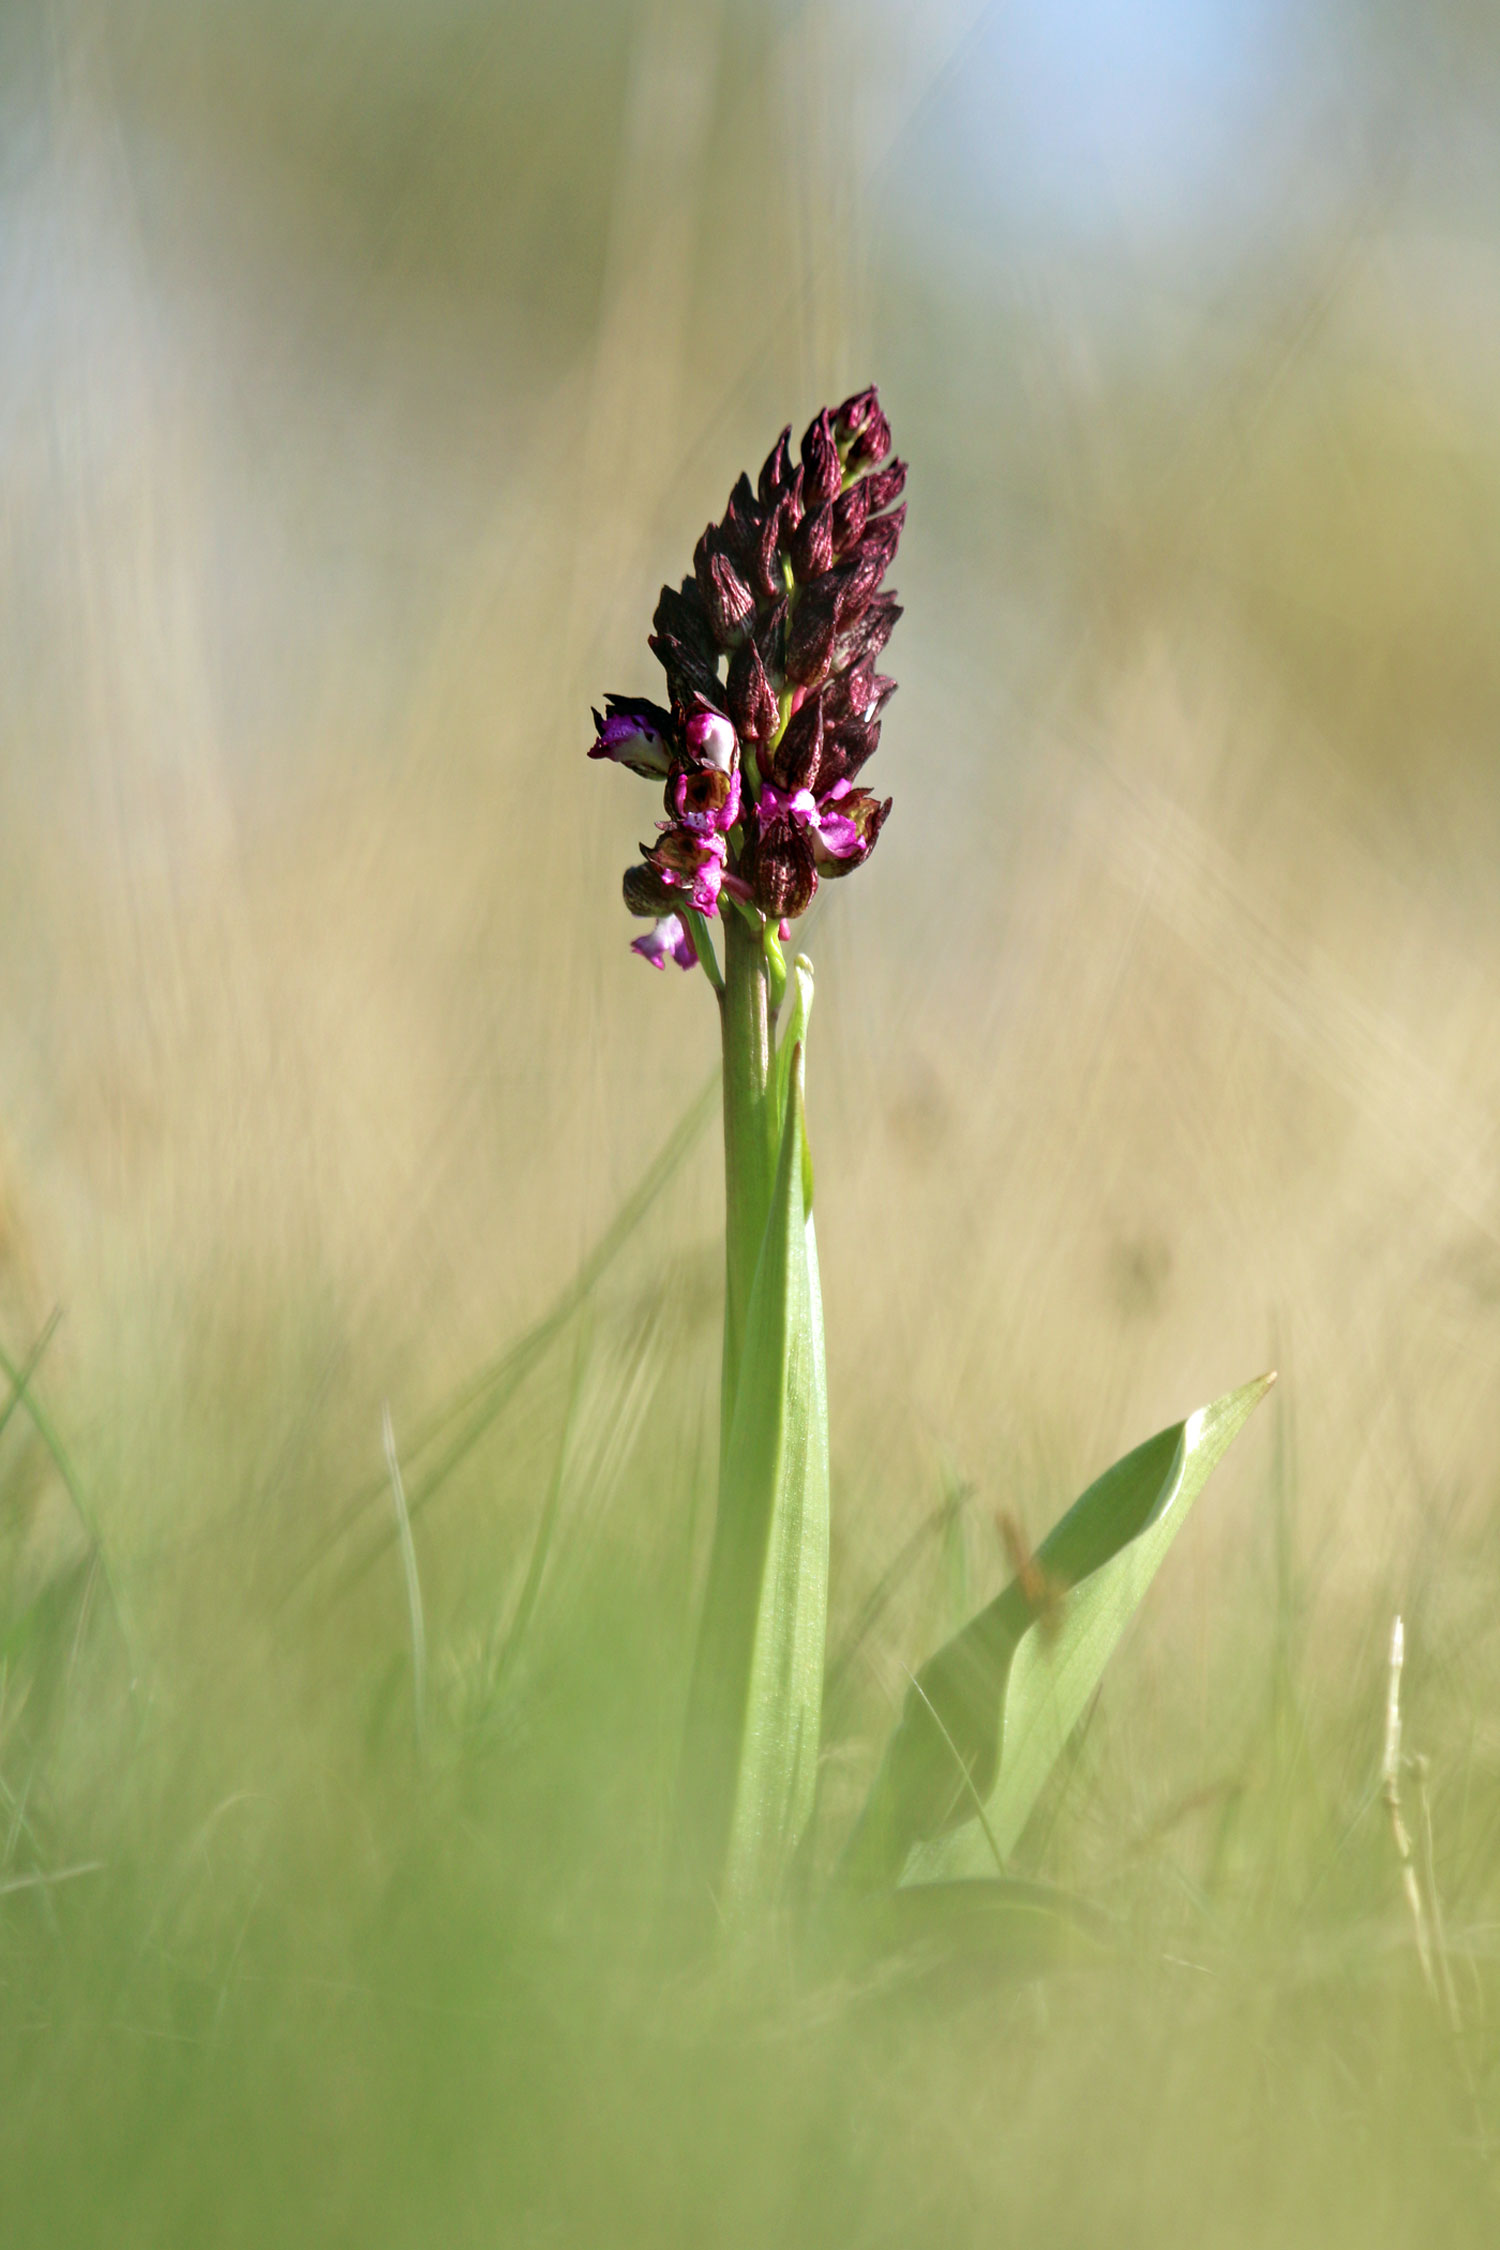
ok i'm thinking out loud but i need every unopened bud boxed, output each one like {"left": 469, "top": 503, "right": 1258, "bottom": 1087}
{"left": 833, "top": 386, "right": 881, "bottom": 448}
{"left": 785, "top": 586, "right": 841, "bottom": 686}
{"left": 758, "top": 425, "right": 794, "bottom": 506}
{"left": 703, "top": 552, "right": 755, "bottom": 645}
{"left": 831, "top": 480, "right": 870, "bottom": 555}
{"left": 862, "top": 457, "right": 906, "bottom": 512}
{"left": 846, "top": 405, "right": 891, "bottom": 469}
{"left": 728, "top": 640, "right": 780, "bottom": 742}
{"left": 800, "top": 409, "right": 842, "bottom": 508}
{"left": 790, "top": 502, "right": 835, "bottom": 582}
{"left": 623, "top": 861, "right": 676, "bottom": 917}
{"left": 771, "top": 693, "right": 825, "bottom": 793}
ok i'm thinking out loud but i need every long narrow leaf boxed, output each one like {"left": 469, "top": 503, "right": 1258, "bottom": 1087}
{"left": 843, "top": 1374, "right": 1273, "bottom": 1889}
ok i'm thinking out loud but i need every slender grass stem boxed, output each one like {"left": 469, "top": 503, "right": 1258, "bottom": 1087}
{"left": 1381, "top": 1615, "right": 1437, "bottom": 2004}
{"left": 382, "top": 1404, "right": 427, "bottom": 1758}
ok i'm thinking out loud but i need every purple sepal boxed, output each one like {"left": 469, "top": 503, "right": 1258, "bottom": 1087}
{"left": 589, "top": 697, "right": 675, "bottom": 777}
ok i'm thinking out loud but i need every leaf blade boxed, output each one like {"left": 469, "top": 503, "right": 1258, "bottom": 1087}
{"left": 842, "top": 1375, "right": 1274, "bottom": 1890}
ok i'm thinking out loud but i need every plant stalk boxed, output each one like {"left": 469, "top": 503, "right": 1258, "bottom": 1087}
{"left": 717, "top": 909, "right": 775, "bottom": 1457}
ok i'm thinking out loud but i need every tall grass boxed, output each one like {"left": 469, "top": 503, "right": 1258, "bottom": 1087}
{"left": 3, "top": 0, "right": 1500, "bottom": 2240}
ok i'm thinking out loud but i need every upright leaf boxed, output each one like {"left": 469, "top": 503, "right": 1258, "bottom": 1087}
{"left": 680, "top": 1044, "right": 831, "bottom": 1917}
{"left": 843, "top": 1375, "right": 1273, "bottom": 1890}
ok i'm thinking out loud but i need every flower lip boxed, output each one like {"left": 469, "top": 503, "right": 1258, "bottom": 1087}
{"left": 671, "top": 761, "right": 741, "bottom": 836}
{"left": 631, "top": 913, "right": 698, "bottom": 971}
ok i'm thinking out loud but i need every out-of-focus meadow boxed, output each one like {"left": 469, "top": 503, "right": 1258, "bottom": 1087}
{"left": 4, "top": 0, "right": 1500, "bottom": 2241}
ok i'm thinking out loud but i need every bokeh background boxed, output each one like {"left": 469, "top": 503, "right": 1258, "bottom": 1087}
{"left": 3, "top": 1, "right": 1500, "bottom": 2242}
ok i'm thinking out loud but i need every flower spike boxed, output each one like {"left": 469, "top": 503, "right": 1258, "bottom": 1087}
{"left": 589, "top": 386, "right": 904, "bottom": 969}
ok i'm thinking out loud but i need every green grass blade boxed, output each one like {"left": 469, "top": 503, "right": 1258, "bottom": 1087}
{"left": 843, "top": 1374, "right": 1274, "bottom": 1889}
{"left": 0, "top": 1331, "right": 137, "bottom": 1681}
{"left": 305, "top": 1069, "right": 718, "bottom": 1603}
{"left": 681, "top": 1045, "right": 830, "bottom": 1918}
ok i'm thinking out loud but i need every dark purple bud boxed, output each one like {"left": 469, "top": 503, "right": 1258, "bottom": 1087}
{"left": 838, "top": 594, "right": 901, "bottom": 671}
{"left": 825, "top": 665, "right": 891, "bottom": 724}
{"left": 831, "top": 479, "right": 870, "bottom": 555}
{"left": 623, "top": 861, "right": 677, "bottom": 917}
{"left": 654, "top": 576, "right": 715, "bottom": 657}
{"left": 824, "top": 715, "right": 880, "bottom": 779}
{"left": 752, "top": 499, "right": 789, "bottom": 603}
{"left": 692, "top": 526, "right": 719, "bottom": 607}
{"left": 855, "top": 502, "right": 905, "bottom": 580}
{"left": 719, "top": 473, "right": 762, "bottom": 571}
{"left": 772, "top": 693, "right": 826, "bottom": 793}
{"left": 649, "top": 631, "right": 722, "bottom": 710}
{"left": 833, "top": 386, "right": 882, "bottom": 449}
{"left": 773, "top": 697, "right": 832, "bottom": 796}
{"left": 751, "top": 829, "right": 818, "bottom": 920}
{"left": 831, "top": 551, "right": 881, "bottom": 625}
{"left": 703, "top": 552, "right": 755, "bottom": 646}
{"left": 754, "top": 598, "right": 789, "bottom": 693}
{"left": 800, "top": 410, "right": 842, "bottom": 507}
{"left": 862, "top": 457, "right": 907, "bottom": 512}
{"left": 790, "top": 502, "right": 835, "bottom": 583}
{"left": 847, "top": 405, "right": 892, "bottom": 470}
{"left": 785, "top": 585, "right": 841, "bottom": 687}
{"left": 758, "top": 426, "right": 794, "bottom": 506}
{"left": 728, "top": 639, "right": 780, "bottom": 741}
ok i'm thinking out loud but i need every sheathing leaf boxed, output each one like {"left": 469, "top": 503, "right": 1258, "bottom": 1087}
{"left": 683, "top": 1046, "right": 831, "bottom": 1914}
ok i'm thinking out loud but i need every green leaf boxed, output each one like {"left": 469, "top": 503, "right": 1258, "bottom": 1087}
{"left": 842, "top": 1374, "right": 1274, "bottom": 1890}
{"left": 680, "top": 1043, "right": 830, "bottom": 1916}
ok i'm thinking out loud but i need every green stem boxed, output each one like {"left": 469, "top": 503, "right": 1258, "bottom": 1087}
{"left": 718, "top": 911, "right": 774, "bottom": 1455}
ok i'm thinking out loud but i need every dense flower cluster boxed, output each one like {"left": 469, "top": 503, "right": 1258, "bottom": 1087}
{"left": 589, "top": 387, "right": 903, "bottom": 971}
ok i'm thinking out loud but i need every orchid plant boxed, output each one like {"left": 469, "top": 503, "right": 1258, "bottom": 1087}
{"left": 590, "top": 390, "right": 1271, "bottom": 1945}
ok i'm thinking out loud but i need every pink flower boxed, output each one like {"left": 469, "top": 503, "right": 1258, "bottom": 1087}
{"left": 643, "top": 825, "right": 729, "bottom": 915}
{"left": 631, "top": 914, "right": 698, "bottom": 971}
{"left": 588, "top": 695, "right": 675, "bottom": 777}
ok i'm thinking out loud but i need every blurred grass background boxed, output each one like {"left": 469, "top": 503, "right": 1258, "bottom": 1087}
{"left": 3, "top": 0, "right": 1500, "bottom": 2240}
